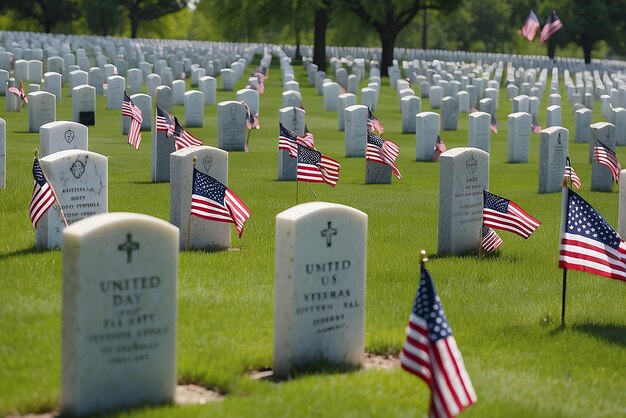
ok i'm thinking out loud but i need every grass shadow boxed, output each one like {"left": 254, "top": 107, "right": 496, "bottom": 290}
{"left": 0, "top": 246, "right": 51, "bottom": 261}
{"left": 572, "top": 323, "right": 626, "bottom": 347}
{"left": 246, "top": 357, "right": 362, "bottom": 384}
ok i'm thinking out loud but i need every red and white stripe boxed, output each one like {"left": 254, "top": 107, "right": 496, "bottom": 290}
{"left": 483, "top": 201, "right": 540, "bottom": 239}
{"left": 122, "top": 99, "right": 143, "bottom": 149}
{"left": 559, "top": 233, "right": 626, "bottom": 282}
{"left": 29, "top": 181, "right": 56, "bottom": 228}
{"left": 366, "top": 139, "right": 402, "bottom": 179}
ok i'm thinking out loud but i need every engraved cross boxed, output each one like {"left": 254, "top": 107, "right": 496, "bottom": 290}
{"left": 321, "top": 222, "right": 337, "bottom": 247}
{"left": 118, "top": 233, "right": 139, "bottom": 263}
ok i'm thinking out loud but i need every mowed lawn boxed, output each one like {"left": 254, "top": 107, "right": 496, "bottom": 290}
{"left": 0, "top": 57, "right": 625, "bottom": 418}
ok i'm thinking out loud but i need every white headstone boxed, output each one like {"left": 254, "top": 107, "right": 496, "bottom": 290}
{"left": 221, "top": 68, "right": 234, "bottom": 91}
{"left": 72, "top": 85, "right": 96, "bottom": 126}
{"left": 106, "top": 76, "right": 125, "bottom": 110}
{"left": 438, "top": 147, "right": 489, "bottom": 255}
{"left": 591, "top": 122, "right": 616, "bottom": 191}
{"left": 612, "top": 107, "right": 626, "bottom": 146}
{"left": 538, "top": 126, "right": 568, "bottom": 193}
{"left": 155, "top": 85, "right": 172, "bottom": 113}
{"left": 429, "top": 85, "right": 443, "bottom": 108}
{"left": 323, "top": 82, "right": 340, "bottom": 111}
{"left": 146, "top": 74, "right": 161, "bottom": 97}
{"left": 441, "top": 96, "right": 458, "bottom": 130}
{"left": 126, "top": 68, "right": 143, "bottom": 95}
{"left": 37, "top": 149, "right": 108, "bottom": 249}
{"left": 184, "top": 90, "right": 204, "bottom": 127}
{"left": 28, "top": 91, "right": 56, "bottom": 132}
{"left": 199, "top": 76, "right": 216, "bottom": 105}
{"left": 512, "top": 95, "right": 530, "bottom": 113}
{"left": 546, "top": 105, "right": 561, "bottom": 128}
{"left": 237, "top": 88, "right": 260, "bottom": 116}
{"left": 274, "top": 202, "right": 367, "bottom": 378}
{"left": 40, "top": 121, "right": 88, "bottom": 157}
{"left": 457, "top": 90, "right": 470, "bottom": 113}
{"left": 338, "top": 93, "right": 356, "bottom": 131}
{"left": 574, "top": 108, "right": 591, "bottom": 143}
{"left": 69, "top": 70, "right": 88, "bottom": 97}
{"left": 217, "top": 101, "right": 246, "bottom": 152}
{"left": 282, "top": 90, "right": 302, "bottom": 109}
{"left": 61, "top": 212, "right": 178, "bottom": 416}
{"left": 170, "top": 145, "right": 230, "bottom": 249}
{"left": 44, "top": 71, "right": 62, "bottom": 102}
{"left": 344, "top": 105, "right": 368, "bottom": 157}
{"left": 88, "top": 67, "right": 105, "bottom": 95}
{"left": 415, "top": 112, "right": 440, "bottom": 161}
{"left": 28, "top": 59, "right": 43, "bottom": 83}
{"left": 361, "top": 87, "right": 377, "bottom": 111}
{"left": 507, "top": 112, "right": 531, "bottom": 163}
{"left": 468, "top": 111, "right": 490, "bottom": 152}
{"left": 172, "top": 79, "right": 186, "bottom": 105}
{"left": 278, "top": 106, "right": 305, "bottom": 181}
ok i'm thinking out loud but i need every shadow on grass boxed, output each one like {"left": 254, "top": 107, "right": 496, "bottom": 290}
{"left": 426, "top": 251, "right": 504, "bottom": 261}
{"left": 572, "top": 323, "right": 626, "bottom": 347}
{"left": 183, "top": 245, "right": 243, "bottom": 254}
{"left": 0, "top": 246, "right": 50, "bottom": 261}
{"left": 246, "top": 358, "right": 362, "bottom": 384}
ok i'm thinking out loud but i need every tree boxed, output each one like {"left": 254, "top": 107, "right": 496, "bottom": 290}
{"left": 82, "top": 0, "right": 125, "bottom": 36}
{"left": 313, "top": 0, "right": 333, "bottom": 72}
{"left": 4, "top": 0, "right": 79, "bottom": 33}
{"left": 339, "top": 0, "right": 461, "bottom": 76}
{"left": 118, "top": 0, "right": 186, "bottom": 38}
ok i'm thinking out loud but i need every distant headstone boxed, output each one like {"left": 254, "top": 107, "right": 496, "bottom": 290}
{"left": 88, "top": 67, "right": 105, "bottom": 95}
{"left": 72, "top": 85, "right": 96, "bottom": 126}
{"left": 612, "top": 107, "right": 626, "bottom": 146}
{"left": 172, "top": 79, "right": 185, "bottom": 105}
{"left": 538, "top": 126, "right": 568, "bottom": 193}
{"left": 468, "top": 111, "right": 490, "bottom": 152}
{"left": 36, "top": 149, "right": 107, "bottom": 249}
{"left": 429, "top": 85, "right": 443, "bottom": 108}
{"left": 441, "top": 96, "right": 458, "bottom": 130}
{"left": 28, "top": 91, "right": 56, "bottom": 132}
{"left": 274, "top": 202, "right": 367, "bottom": 378}
{"left": 199, "top": 76, "right": 216, "bottom": 105}
{"left": 282, "top": 90, "right": 302, "bottom": 109}
{"left": 457, "top": 90, "right": 469, "bottom": 113}
{"left": 61, "top": 212, "right": 178, "bottom": 416}
{"left": 155, "top": 85, "right": 172, "bottom": 113}
{"left": 512, "top": 95, "right": 529, "bottom": 113}
{"left": 507, "top": 112, "right": 531, "bottom": 163}
{"left": 184, "top": 90, "right": 204, "bottom": 127}
{"left": 237, "top": 88, "right": 260, "bottom": 116}
{"left": 146, "top": 74, "right": 161, "bottom": 97}
{"left": 401, "top": 95, "right": 421, "bottom": 134}
{"left": 170, "top": 145, "right": 230, "bottom": 249}
{"left": 278, "top": 106, "right": 305, "bottom": 181}
{"left": 574, "top": 108, "right": 591, "bottom": 143}
{"left": 546, "top": 105, "right": 561, "bottom": 128}
{"left": 438, "top": 147, "right": 489, "bottom": 255}
{"left": 44, "top": 71, "right": 62, "bottom": 102}
{"left": 28, "top": 59, "right": 43, "bottom": 83}
{"left": 40, "top": 121, "right": 88, "bottom": 157}
{"left": 217, "top": 101, "right": 246, "bottom": 152}
{"left": 106, "top": 76, "right": 125, "bottom": 110}
{"left": 69, "top": 70, "right": 88, "bottom": 97}
{"left": 338, "top": 93, "right": 356, "bottom": 131}
{"left": 591, "top": 122, "right": 616, "bottom": 191}
{"left": 344, "top": 105, "right": 368, "bottom": 157}
{"left": 323, "top": 82, "right": 340, "bottom": 111}
{"left": 152, "top": 115, "right": 176, "bottom": 183}
{"left": 415, "top": 111, "right": 440, "bottom": 161}
{"left": 347, "top": 74, "right": 358, "bottom": 95}
{"left": 126, "top": 68, "right": 143, "bottom": 95}
{"left": 361, "top": 87, "right": 377, "bottom": 111}
{"left": 221, "top": 68, "right": 234, "bottom": 91}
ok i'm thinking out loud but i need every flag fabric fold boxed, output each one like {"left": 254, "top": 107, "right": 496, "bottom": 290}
{"left": 531, "top": 115, "right": 542, "bottom": 134}
{"left": 519, "top": 10, "right": 541, "bottom": 41}
{"left": 278, "top": 123, "right": 316, "bottom": 155}
{"left": 564, "top": 157, "right": 581, "bottom": 190}
{"left": 559, "top": 188, "right": 626, "bottom": 282}
{"left": 121, "top": 91, "right": 143, "bottom": 149}
{"left": 400, "top": 264, "right": 477, "bottom": 418}
{"left": 29, "top": 158, "right": 57, "bottom": 228}
{"left": 243, "top": 102, "right": 259, "bottom": 130}
{"left": 433, "top": 135, "right": 447, "bottom": 162}
{"left": 540, "top": 10, "right": 564, "bottom": 43}
{"left": 155, "top": 105, "right": 176, "bottom": 137}
{"left": 367, "top": 108, "right": 384, "bottom": 134}
{"left": 593, "top": 140, "right": 621, "bottom": 182}
{"left": 190, "top": 168, "right": 250, "bottom": 238}
{"left": 482, "top": 225, "right": 504, "bottom": 254}
{"left": 172, "top": 117, "right": 203, "bottom": 150}
{"left": 366, "top": 131, "right": 402, "bottom": 179}
{"left": 296, "top": 144, "right": 341, "bottom": 187}
{"left": 8, "top": 80, "right": 28, "bottom": 105}
{"left": 483, "top": 190, "right": 541, "bottom": 238}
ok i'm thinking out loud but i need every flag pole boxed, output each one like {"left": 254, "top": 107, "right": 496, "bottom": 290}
{"left": 36, "top": 148, "right": 68, "bottom": 227}
{"left": 420, "top": 249, "right": 428, "bottom": 268}
{"left": 246, "top": 128, "right": 252, "bottom": 149}
{"left": 560, "top": 158, "right": 571, "bottom": 326}
{"left": 187, "top": 156, "right": 197, "bottom": 251}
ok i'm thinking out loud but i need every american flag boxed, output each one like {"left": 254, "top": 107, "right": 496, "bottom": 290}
{"left": 172, "top": 117, "right": 203, "bottom": 150}
{"left": 8, "top": 80, "right": 28, "bottom": 105}
{"left": 366, "top": 131, "right": 402, "bottom": 179}
{"left": 121, "top": 91, "right": 143, "bottom": 149}
{"left": 243, "top": 102, "right": 259, "bottom": 130}
{"left": 564, "top": 156, "right": 581, "bottom": 190}
{"left": 559, "top": 188, "right": 626, "bottom": 282}
{"left": 367, "top": 108, "right": 384, "bottom": 134}
{"left": 482, "top": 225, "right": 503, "bottom": 253}
{"left": 531, "top": 115, "right": 541, "bottom": 134}
{"left": 278, "top": 123, "right": 315, "bottom": 156}
{"left": 489, "top": 113, "right": 498, "bottom": 134}
{"left": 29, "top": 158, "right": 56, "bottom": 228}
{"left": 433, "top": 135, "right": 447, "bottom": 162}
{"left": 483, "top": 190, "right": 541, "bottom": 239}
{"left": 155, "top": 105, "right": 176, "bottom": 137}
{"left": 297, "top": 144, "right": 341, "bottom": 187}
{"left": 190, "top": 168, "right": 250, "bottom": 238}
{"left": 540, "top": 10, "right": 564, "bottom": 43}
{"left": 519, "top": 10, "right": 541, "bottom": 41}
{"left": 400, "top": 265, "right": 477, "bottom": 418}
{"left": 593, "top": 140, "right": 621, "bottom": 182}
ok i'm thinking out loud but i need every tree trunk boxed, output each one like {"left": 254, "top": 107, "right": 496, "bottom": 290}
{"left": 379, "top": 29, "right": 398, "bottom": 77}
{"left": 583, "top": 42, "right": 592, "bottom": 64}
{"left": 313, "top": 5, "right": 328, "bottom": 72}
{"left": 422, "top": 6, "right": 427, "bottom": 49}
{"left": 130, "top": 17, "right": 139, "bottom": 38}
{"left": 547, "top": 39, "right": 556, "bottom": 60}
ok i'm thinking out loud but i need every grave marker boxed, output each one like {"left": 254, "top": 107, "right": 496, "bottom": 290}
{"left": 28, "top": 91, "right": 56, "bottom": 132}
{"left": 217, "top": 101, "right": 246, "bottom": 152}
{"left": 538, "top": 127, "right": 568, "bottom": 193}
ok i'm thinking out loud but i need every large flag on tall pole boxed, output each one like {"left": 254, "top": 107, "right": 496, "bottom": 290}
{"left": 400, "top": 259, "right": 477, "bottom": 418}
{"left": 190, "top": 168, "right": 250, "bottom": 238}
{"left": 559, "top": 188, "right": 626, "bottom": 282}
{"left": 540, "top": 10, "right": 564, "bottom": 44}
{"left": 483, "top": 190, "right": 541, "bottom": 238}
{"left": 121, "top": 91, "right": 143, "bottom": 149}
{"left": 29, "top": 157, "right": 57, "bottom": 228}
{"left": 366, "top": 131, "right": 402, "bottom": 179}
{"left": 519, "top": 10, "right": 541, "bottom": 41}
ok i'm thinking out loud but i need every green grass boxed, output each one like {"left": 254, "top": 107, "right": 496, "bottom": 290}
{"left": 1, "top": 60, "right": 625, "bottom": 418}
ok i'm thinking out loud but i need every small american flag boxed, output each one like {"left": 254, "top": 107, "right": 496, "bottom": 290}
{"left": 559, "top": 188, "right": 626, "bottom": 281}
{"left": 8, "top": 80, "right": 28, "bottom": 105}
{"left": 482, "top": 225, "right": 503, "bottom": 253}
{"left": 433, "top": 135, "right": 447, "bottom": 162}
{"left": 190, "top": 168, "right": 250, "bottom": 238}
{"left": 29, "top": 158, "right": 56, "bottom": 228}
{"left": 121, "top": 91, "right": 143, "bottom": 149}
{"left": 593, "top": 140, "right": 621, "bottom": 182}
{"left": 519, "top": 10, "right": 541, "bottom": 41}
{"left": 297, "top": 144, "right": 341, "bottom": 187}
{"left": 156, "top": 105, "right": 176, "bottom": 137}
{"left": 243, "top": 102, "right": 259, "bottom": 130}
{"left": 540, "top": 10, "right": 564, "bottom": 43}
{"left": 489, "top": 113, "right": 498, "bottom": 134}
{"left": 531, "top": 115, "right": 542, "bottom": 134}
{"left": 367, "top": 108, "right": 384, "bottom": 134}
{"left": 483, "top": 190, "right": 541, "bottom": 239}
{"left": 400, "top": 265, "right": 477, "bottom": 418}
{"left": 366, "top": 131, "right": 402, "bottom": 179}
{"left": 279, "top": 123, "right": 315, "bottom": 156}
{"left": 172, "top": 117, "right": 203, "bottom": 150}
{"left": 564, "top": 157, "right": 581, "bottom": 189}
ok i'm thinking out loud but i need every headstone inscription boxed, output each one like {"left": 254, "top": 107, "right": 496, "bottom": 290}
{"left": 61, "top": 212, "right": 178, "bottom": 416}
{"left": 274, "top": 202, "right": 367, "bottom": 378}
{"left": 437, "top": 147, "right": 489, "bottom": 255}
{"left": 217, "top": 101, "right": 246, "bottom": 152}
{"left": 538, "top": 126, "right": 568, "bottom": 193}
{"left": 37, "top": 149, "right": 108, "bottom": 249}
{"left": 170, "top": 146, "right": 230, "bottom": 250}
